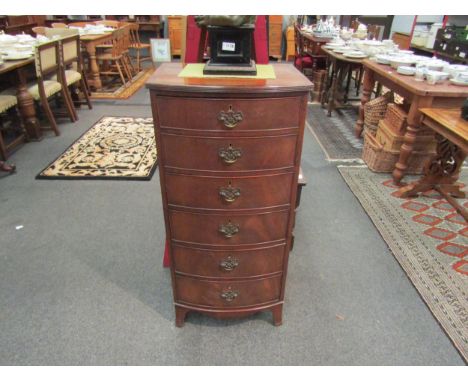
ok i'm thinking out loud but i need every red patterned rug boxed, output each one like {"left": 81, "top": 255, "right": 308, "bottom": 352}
{"left": 338, "top": 166, "right": 467, "bottom": 362}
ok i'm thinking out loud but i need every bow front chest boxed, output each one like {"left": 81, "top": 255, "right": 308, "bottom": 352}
{"left": 147, "top": 63, "right": 312, "bottom": 327}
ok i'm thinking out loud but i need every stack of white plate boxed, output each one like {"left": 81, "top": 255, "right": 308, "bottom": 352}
{"left": 397, "top": 66, "right": 416, "bottom": 76}
{"left": 343, "top": 51, "right": 368, "bottom": 58}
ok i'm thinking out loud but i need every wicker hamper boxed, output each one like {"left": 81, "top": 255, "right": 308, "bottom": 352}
{"left": 362, "top": 131, "right": 434, "bottom": 174}
{"left": 375, "top": 120, "right": 437, "bottom": 152}
{"left": 384, "top": 103, "right": 407, "bottom": 134}
{"left": 363, "top": 91, "right": 393, "bottom": 135}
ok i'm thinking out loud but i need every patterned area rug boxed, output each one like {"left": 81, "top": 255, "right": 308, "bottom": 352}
{"left": 307, "top": 103, "right": 363, "bottom": 162}
{"left": 338, "top": 166, "right": 468, "bottom": 361}
{"left": 90, "top": 68, "right": 154, "bottom": 100}
{"left": 37, "top": 117, "right": 157, "bottom": 180}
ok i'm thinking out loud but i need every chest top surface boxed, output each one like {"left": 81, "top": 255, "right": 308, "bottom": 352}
{"left": 146, "top": 63, "right": 313, "bottom": 95}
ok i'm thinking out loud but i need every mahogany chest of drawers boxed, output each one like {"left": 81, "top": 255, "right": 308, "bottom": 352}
{"left": 147, "top": 63, "right": 312, "bottom": 327}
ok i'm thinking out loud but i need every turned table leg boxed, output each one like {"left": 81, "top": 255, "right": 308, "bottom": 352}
{"left": 355, "top": 67, "right": 375, "bottom": 138}
{"left": 86, "top": 44, "right": 102, "bottom": 91}
{"left": 392, "top": 97, "right": 432, "bottom": 185}
{"left": 16, "top": 67, "right": 41, "bottom": 141}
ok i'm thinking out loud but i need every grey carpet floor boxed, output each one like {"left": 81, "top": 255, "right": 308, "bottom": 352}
{"left": 0, "top": 86, "right": 465, "bottom": 365}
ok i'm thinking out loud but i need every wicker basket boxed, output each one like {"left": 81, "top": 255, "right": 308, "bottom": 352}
{"left": 375, "top": 120, "right": 437, "bottom": 152}
{"left": 384, "top": 103, "right": 407, "bottom": 134}
{"left": 364, "top": 91, "right": 393, "bottom": 135}
{"left": 362, "top": 131, "right": 432, "bottom": 174}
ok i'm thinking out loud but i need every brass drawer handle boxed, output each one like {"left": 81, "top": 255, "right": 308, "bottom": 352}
{"left": 220, "top": 287, "right": 239, "bottom": 302}
{"left": 219, "top": 183, "right": 241, "bottom": 203}
{"left": 218, "top": 105, "right": 243, "bottom": 129}
{"left": 218, "top": 144, "right": 242, "bottom": 165}
{"left": 219, "top": 256, "right": 239, "bottom": 272}
{"left": 219, "top": 221, "right": 239, "bottom": 238}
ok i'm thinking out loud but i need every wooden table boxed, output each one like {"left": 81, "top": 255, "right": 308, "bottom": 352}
{"left": 396, "top": 108, "right": 468, "bottom": 221}
{"left": 136, "top": 21, "right": 162, "bottom": 37}
{"left": 80, "top": 32, "right": 113, "bottom": 91}
{"left": 321, "top": 47, "right": 365, "bottom": 116}
{"left": 355, "top": 59, "right": 468, "bottom": 184}
{"left": 0, "top": 57, "right": 41, "bottom": 140}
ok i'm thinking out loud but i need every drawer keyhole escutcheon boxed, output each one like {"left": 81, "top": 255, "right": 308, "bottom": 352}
{"left": 218, "top": 144, "right": 242, "bottom": 165}
{"left": 219, "top": 256, "right": 239, "bottom": 272}
{"left": 219, "top": 181, "right": 241, "bottom": 203}
{"left": 218, "top": 105, "right": 243, "bottom": 129}
{"left": 218, "top": 220, "right": 239, "bottom": 238}
{"left": 220, "top": 287, "right": 239, "bottom": 302}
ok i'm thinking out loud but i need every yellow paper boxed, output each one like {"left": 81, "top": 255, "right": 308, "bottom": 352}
{"left": 178, "top": 63, "right": 276, "bottom": 79}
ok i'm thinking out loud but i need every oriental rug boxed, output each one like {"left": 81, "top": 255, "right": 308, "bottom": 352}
{"left": 90, "top": 68, "right": 154, "bottom": 100}
{"left": 338, "top": 166, "right": 468, "bottom": 362}
{"left": 307, "top": 103, "right": 363, "bottom": 162}
{"left": 37, "top": 117, "right": 157, "bottom": 180}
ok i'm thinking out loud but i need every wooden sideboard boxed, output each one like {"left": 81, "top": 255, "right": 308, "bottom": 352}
{"left": 168, "top": 16, "right": 183, "bottom": 57}
{"left": 268, "top": 15, "right": 283, "bottom": 60}
{"left": 147, "top": 63, "right": 312, "bottom": 327}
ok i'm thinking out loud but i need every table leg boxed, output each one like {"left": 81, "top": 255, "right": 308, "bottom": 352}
{"left": 327, "top": 60, "right": 338, "bottom": 117}
{"left": 395, "top": 134, "right": 467, "bottom": 220}
{"left": 16, "top": 67, "right": 41, "bottom": 141}
{"left": 86, "top": 44, "right": 102, "bottom": 91}
{"left": 344, "top": 64, "right": 352, "bottom": 104}
{"left": 355, "top": 67, "right": 375, "bottom": 138}
{"left": 392, "top": 97, "right": 432, "bottom": 185}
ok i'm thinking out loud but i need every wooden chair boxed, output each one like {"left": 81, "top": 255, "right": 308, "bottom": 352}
{"left": 51, "top": 23, "right": 68, "bottom": 28}
{"left": 350, "top": 18, "right": 360, "bottom": 32}
{"left": 0, "top": 95, "right": 26, "bottom": 160}
{"left": 293, "top": 24, "right": 313, "bottom": 73}
{"left": 94, "top": 20, "right": 120, "bottom": 28}
{"left": 55, "top": 34, "right": 92, "bottom": 116}
{"left": 367, "top": 25, "right": 383, "bottom": 40}
{"left": 96, "top": 27, "right": 133, "bottom": 86}
{"left": 32, "top": 26, "right": 47, "bottom": 36}
{"left": 45, "top": 28, "right": 92, "bottom": 96}
{"left": 126, "top": 22, "right": 154, "bottom": 72}
{"left": 30, "top": 40, "right": 76, "bottom": 135}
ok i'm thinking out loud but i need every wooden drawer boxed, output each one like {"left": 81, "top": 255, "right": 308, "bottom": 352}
{"left": 172, "top": 244, "right": 285, "bottom": 278}
{"left": 175, "top": 274, "right": 282, "bottom": 308}
{"left": 169, "top": 209, "right": 289, "bottom": 246}
{"left": 156, "top": 97, "right": 302, "bottom": 131}
{"left": 165, "top": 172, "right": 294, "bottom": 210}
{"left": 161, "top": 133, "right": 297, "bottom": 172}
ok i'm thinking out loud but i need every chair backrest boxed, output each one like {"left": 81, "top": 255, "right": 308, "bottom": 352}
{"left": 294, "top": 23, "right": 304, "bottom": 56}
{"left": 51, "top": 23, "right": 68, "bottom": 28}
{"left": 32, "top": 26, "right": 47, "bottom": 36}
{"left": 367, "top": 24, "right": 383, "bottom": 40}
{"left": 94, "top": 20, "right": 120, "bottom": 28}
{"left": 59, "top": 34, "right": 80, "bottom": 65}
{"left": 34, "top": 40, "right": 60, "bottom": 78}
{"left": 125, "top": 22, "right": 141, "bottom": 46}
{"left": 350, "top": 18, "right": 360, "bottom": 32}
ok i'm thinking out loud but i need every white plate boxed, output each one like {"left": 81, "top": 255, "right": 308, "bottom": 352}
{"left": 4, "top": 53, "right": 32, "bottom": 60}
{"left": 343, "top": 52, "right": 368, "bottom": 58}
{"left": 449, "top": 78, "right": 468, "bottom": 86}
